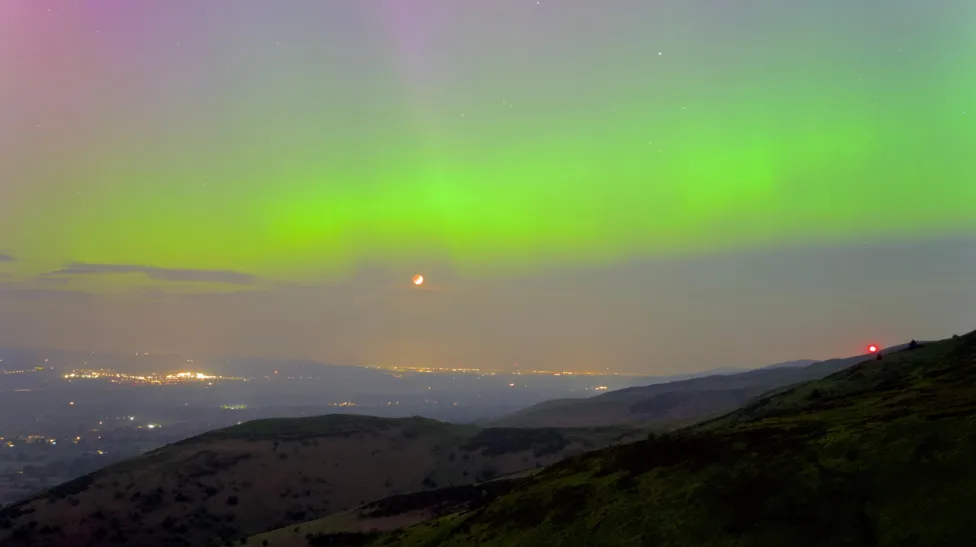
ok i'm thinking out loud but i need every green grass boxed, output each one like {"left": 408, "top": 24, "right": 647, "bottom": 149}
{"left": 371, "top": 331, "right": 976, "bottom": 547}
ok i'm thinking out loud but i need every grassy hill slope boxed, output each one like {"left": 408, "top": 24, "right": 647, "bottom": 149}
{"left": 247, "top": 476, "right": 527, "bottom": 547}
{"left": 0, "top": 415, "right": 642, "bottom": 547}
{"left": 492, "top": 350, "right": 895, "bottom": 428}
{"left": 373, "top": 331, "right": 976, "bottom": 547}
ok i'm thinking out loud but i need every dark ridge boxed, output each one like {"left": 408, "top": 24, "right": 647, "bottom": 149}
{"left": 360, "top": 479, "right": 521, "bottom": 519}
{"left": 46, "top": 475, "right": 94, "bottom": 500}
{"left": 0, "top": 500, "right": 35, "bottom": 521}
{"left": 628, "top": 387, "right": 760, "bottom": 416}
{"left": 461, "top": 428, "right": 569, "bottom": 456}
{"left": 305, "top": 531, "right": 380, "bottom": 546}
{"left": 181, "top": 414, "right": 450, "bottom": 443}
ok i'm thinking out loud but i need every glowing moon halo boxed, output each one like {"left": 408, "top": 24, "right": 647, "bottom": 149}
{"left": 412, "top": 274, "right": 424, "bottom": 286}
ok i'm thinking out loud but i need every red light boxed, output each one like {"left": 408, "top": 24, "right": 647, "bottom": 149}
{"left": 868, "top": 345, "right": 878, "bottom": 353}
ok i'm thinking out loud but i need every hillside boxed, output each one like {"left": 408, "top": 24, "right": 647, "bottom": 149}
{"left": 371, "top": 331, "right": 976, "bottom": 546}
{"left": 0, "top": 415, "right": 642, "bottom": 547}
{"left": 246, "top": 476, "right": 528, "bottom": 547}
{"left": 492, "top": 350, "right": 899, "bottom": 428}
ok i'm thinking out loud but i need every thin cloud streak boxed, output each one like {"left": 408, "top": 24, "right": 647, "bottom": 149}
{"left": 0, "top": 286, "right": 94, "bottom": 300}
{"left": 46, "top": 263, "right": 258, "bottom": 285}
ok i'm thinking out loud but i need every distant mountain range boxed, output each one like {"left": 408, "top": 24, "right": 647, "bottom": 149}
{"left": 489, "top": 347, "right": 908, "bottom": 428}
{"left": 760, "top": 358, "right": 820, "bottom": 369}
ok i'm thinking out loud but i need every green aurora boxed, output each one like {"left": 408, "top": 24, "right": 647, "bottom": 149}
{"left": 2, "top": 1, "right": 974, "bottom": 286}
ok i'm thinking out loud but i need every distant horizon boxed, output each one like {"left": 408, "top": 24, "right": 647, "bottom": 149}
{"left": 0, "top": 333, "right": 953, "bottom": 379}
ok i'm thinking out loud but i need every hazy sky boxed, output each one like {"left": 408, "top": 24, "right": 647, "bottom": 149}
{"left": 1, "top": 1, "right": 974, "bottom": 374}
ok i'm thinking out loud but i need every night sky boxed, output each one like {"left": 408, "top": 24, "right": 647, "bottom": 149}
{"left": 1, "top": 1, "right": 974, "bottom": 374}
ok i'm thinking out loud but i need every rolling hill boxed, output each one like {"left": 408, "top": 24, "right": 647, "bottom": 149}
{"left": 0, "top": 415, "right": 643, "bottom": 547}
{"left": 368, "top": 331, "right": 976, "bottom": 546}
{"left": 491, "top": 349, "right": 905, "bottom": 428}
{"left": 245, "top": 476, "right": 528, "bottom": 547}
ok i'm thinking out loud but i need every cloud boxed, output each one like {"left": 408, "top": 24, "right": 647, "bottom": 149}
{"left": 0, "top": 254, "right": 16, "bottom": 262}
{"left": 0, "top": 286, "right": 94, "bottom": 300}
{"left": 46, "top": 263, "right": 258, "bottom": 285}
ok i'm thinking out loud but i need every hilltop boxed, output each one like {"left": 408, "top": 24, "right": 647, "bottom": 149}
{"left": 371, "top": 331, "right": 976, "bottom": 546}
{"left": 0, "top": 415, "right": 642, "bottom": 547}
{"left": 491, "top": 350, "right": 897, "bottom": 428}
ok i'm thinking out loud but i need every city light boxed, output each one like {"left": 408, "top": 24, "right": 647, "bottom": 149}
{"left": 372, "top": 364, "right": 625, "bottom": 377}
{"left": 63, "top": 369, "right": 246, "bottom": 385}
